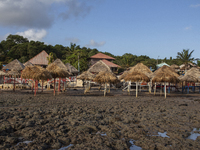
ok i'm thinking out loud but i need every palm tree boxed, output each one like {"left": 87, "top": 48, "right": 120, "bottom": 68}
{"left": 177, "top": 49, "right": 194, "bottom": 72}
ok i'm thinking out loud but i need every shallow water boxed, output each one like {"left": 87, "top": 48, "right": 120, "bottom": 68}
{"left": 129, "top": 139, "right": 142, "bottom": 150}
{"left": 187, "top": 128, "right": 200, "bottom": 140}
{"left": 58, "top": 144, "right": 74, "bottom": 150}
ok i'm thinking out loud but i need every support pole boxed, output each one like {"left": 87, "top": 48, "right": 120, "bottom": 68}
{"left": 160, "top": 83, "right": 162, "bottom": 96}
{"left": 154, "top": 83, "right": 156, "bottom": 95}
{"left": 104, "top": 83, "right": 107, "bottom": 97}
{"left": 136, "top": 81, "right": 138, "bottom": 97}
{"left": 148, "top": 82, "right": 151, "bottom": 93}
{"left": 34, "top": 80, "right": 37, "bottom": 96}
{"left": 54, "top": 78, "right": 56, "bottom": 96}
{"left": 187, "top": 83, "right": 189, "bottom": 94}
{"left": 168, "top": 82, "right": 170, "bottom": 93}
{"left": 164, "top": 82, "right": 166, "bottom": 98}
{"left": 42, "top": 80, "right": 43, "bottom": 92}
{"left": 13, "top": 76, "right": 15, "bottom": 91}
{"left": 128, "top": 81, "right": 131, "bottom": 95}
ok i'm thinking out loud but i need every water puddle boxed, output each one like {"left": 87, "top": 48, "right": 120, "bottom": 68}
{"left": 96, "top": 131, "right": 107, "bottom": 136}
{"left": 15, "top": 140, "right": 33, "bottom": 146}
{"left": 129, "top": 139, "right": 142, "bottom": 150}
{"left": 58, "top": 144, "right": 74, "bottom": 150}
{"left": 152, "top": 132, "right": 170, "bottom": 138}
{"left": 187, "top": 128, "right": 200, "bottom": 140}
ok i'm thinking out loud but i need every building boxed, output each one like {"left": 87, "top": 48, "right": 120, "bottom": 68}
{"left": 88, "top": 53, "right": 120, "bottom": 72}
{"left": 24, "top": 50, "right": 49, "bottom": 68}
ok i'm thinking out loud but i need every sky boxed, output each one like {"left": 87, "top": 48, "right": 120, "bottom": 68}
{"left": 0, "top": 0, "right": 200, "bottom": 59}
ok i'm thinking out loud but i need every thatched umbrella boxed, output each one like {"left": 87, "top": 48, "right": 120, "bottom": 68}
{"left": 94, "top": 71, "right": 119, "bottom": 96}
{"left": 170, "top": 64, "right": 179, "bottom": 69}
{"left": 0, "top": 71, "right": 6, "bottom": 76}
{"left": 124, "top": 71, "right": 150, "bottom": 97}
{"left": 88, "top": 60, "right": 112, "bottom": 74}
{"left": 65, "top": 63, "right": 79, "bottom": 74}
{"left": 179, "top": 67, "right": 200, "bottom": 93}
{"left": 3, "top": 59, "right": 25, "bottom": 71}
{"left": 5, "top": 69, "right": 21, "bottom": 91}
{"left": 77, "top": 71, "right": 96, "bottom": 94}
{"left": 46, "top": 59, "right": 71, "bottom": 95}
{"left": 152, "top": 71, "right": 179, "bottom": 98}
{"left": 21, "top": 66, "right": 52, "bottom": 96}
{"left": 129, "top": 63, "right": 152, "bottom": 77}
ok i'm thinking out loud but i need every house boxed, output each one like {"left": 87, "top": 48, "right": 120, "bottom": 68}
{"left": 24, "top": 50, "right": 49, "bottom": 68}
{"left": 88, "top": 53, "right": 120, "bottom": 72}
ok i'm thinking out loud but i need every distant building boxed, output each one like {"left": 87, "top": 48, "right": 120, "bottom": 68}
{"left": 88, "top": 53, "right": 120, "bottom": 72}
{"left": 24, "top": 50, "right": 49, "bottom": 68}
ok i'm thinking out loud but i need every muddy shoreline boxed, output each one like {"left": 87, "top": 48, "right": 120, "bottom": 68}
{"left": 0, "top": 89, "right": 200, "bottom": 150}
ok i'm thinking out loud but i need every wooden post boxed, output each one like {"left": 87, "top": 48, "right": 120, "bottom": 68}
{"left": 128, "top": 81, "right": 131, "bottom": 95}
{"left": 136, "top": 81, "right": 138, "bottom": 97}
{"left": 108, "top": 83, "right": 110, "bottom": 93}
{"left": 42, "top": 80, "right": 43, "bottom": 92}
{"left": 168, "top": 82, "right": 170, "bottom": 93}
{"left": 187, "top": 82, "right": 189, "bottom": 94}
{"left": 13, "top": 76, "right": 15, "bottom": 91}
{"left": 104, "top": 83, "right": 107, "bottom": 97}
{"left": 164, "top": 82, "right": 166, "bottom": 98}
{"left": 160, "top": 83, "right": 162, "bottom": 96}
{"left": 154, "top": 83, "right": 156, "bottom": 95}
{"left": 34, "top": 80, "right": 37, "bottom": 96}
{"left": 148, "top": 82, "right": 151, "bottom": 93}
{"left": 54, "top": 78, "right": 56, "bottom": 96}
{"left": 58, "top": 78, "right": 61, "bottom": 94}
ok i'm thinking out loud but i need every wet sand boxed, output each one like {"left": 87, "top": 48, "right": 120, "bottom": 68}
{"left": 0, "top": 88, "right": 200, "bottom": 150}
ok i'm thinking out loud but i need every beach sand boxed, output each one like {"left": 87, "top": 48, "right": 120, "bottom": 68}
{"left": 0, "top": 88, "right": 200, "bottom": 149}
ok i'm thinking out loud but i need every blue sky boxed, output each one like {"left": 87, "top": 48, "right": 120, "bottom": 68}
{"left": 0, "top": 0, "right": 199, "bottom": 59}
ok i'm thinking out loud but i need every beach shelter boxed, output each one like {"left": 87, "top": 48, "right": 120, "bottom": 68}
{"left": 65, "top": 63, "right": 79, "bottom": 75}
{"left": 2, "top": 59, "right": 25, "bottom": 71}
{"left": 179, "top": 67, "right": 200, "bottom": 93}
{"left": 151, "top": 66, "right": 179, "bottom": 98}
{"left": 46, "top": 59, "right": 71, "bottom": 95}
{"left": 77, "top": 71, "right": 96, "bottom": 94}
{"left": 21, "top": 66, "right": 52, "bottom": 96}
{"left": 124, "top": 71, "right": 150, "bottom": 97}
{"left": 5, "top": 69, "right": 21, "bottom": 91}
{"left": 94, "top": 71, "right": 119, "bottom": 96}
{"left": 88, "top": 60, "right": 112, "bottom": 74}
{"left": 24, "top": 61, "right": 34, "bottom": 67}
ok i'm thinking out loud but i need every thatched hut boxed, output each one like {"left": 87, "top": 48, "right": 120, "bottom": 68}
{"left": 151, "top": 66, "right": 179, "bottom": 98}
{"left": 94, "top": 71, "right": 119, "bottom": 96}
{"left": 46, "top": 59, "right": 71, "bottom": 95}
{"left": 22, "top": 66, "right": 50, "bottom": 94}
{"left": 65, "top": 63, "right": 79, "bottom": 75}
{"left": 88, "top": 60, "right": 112, "bottom": 74}
{"left": 21, "top": 66, "right": 52, "bottom": 95}
{"left": 129, "top": 63, "right": 152, "bottom": 77}
{"left": 5, "top": 69, "right": 21, "bottom": 91}
{"left": 123, "top": 71, "right": 150, "bottom": 97}
{"left": 77, "top": 71, "right": 96, "bottom": 93}
{"left": 2, "top": 59, "right": 25, "bottom": 71}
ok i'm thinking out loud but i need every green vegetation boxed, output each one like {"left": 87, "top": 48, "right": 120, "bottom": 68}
{"left": 0, "top": 34, "right": 197, "bottom": 72}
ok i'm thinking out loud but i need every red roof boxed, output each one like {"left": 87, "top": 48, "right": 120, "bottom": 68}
{"left": 101, "top": 59, "right": 121, "bottom": 68}
{"left": 90, "top": 53, "right": 115, "bottom": 60}
{"left": 25, "top": 50, "right": 49, "bottom": 66}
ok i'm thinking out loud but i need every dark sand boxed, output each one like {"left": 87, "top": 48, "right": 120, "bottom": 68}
{"left": 0, "top": 88, "right": 200, "bottom": 150}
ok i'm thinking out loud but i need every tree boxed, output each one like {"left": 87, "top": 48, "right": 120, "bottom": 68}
{"left": 47, "top": 52, "right": 57, "bottom": 64}
{"left": 176, "top": 49, "right": 194, "bottom": 67}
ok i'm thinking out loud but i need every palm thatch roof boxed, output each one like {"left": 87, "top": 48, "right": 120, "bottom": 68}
{"left": 129, "top": 63, "right": 152, "bottom": 77}
{"left": 150, "top": 65, "right": 179, "bottom": 78}
{"left": 88, "top": 60, "right": 112, "bottom": 74}
{"left": 21, "top": 66, "right": 52, "bottom": 80}
{"left": 3, "top": 59, "right": 25, "bottom": 71}
{"left": 65, "top": 63, "right": 79, "bottom": 74}
{"left": 77, "top": 71, "right": 95, "bottom": 80}
{"left": 124, "top": 71, "right": 150, "bottom": 82}
{"left": 0, "top": 71, "right": 6, "bottom": 76}
{"left": 94, "top": 71, "right": 119, "bottom": 84}
{"left": 46, "top": 59, "right": 71, "bottom": 78}
{"left": 152, "top": 72, "right": 179, "bottom": 83}
{"left": 170, "top": 64, "right": 180, "bottom": 69}
{"left": 24, "top": 61, "right": 34, "bottom": 67}
{"left": 180, "top": 67, "right": 200, "bottom": 82}
{"left": 118, "top": 71, "right": 129, "bottom": 80}
{"left": 5, "top": 69, "right": 21, "bottom": 77}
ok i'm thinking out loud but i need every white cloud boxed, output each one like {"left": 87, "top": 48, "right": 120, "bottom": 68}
{"left": 0, "top": 0, "right": 93, "bottom": 28}
{"left": 190, "top": 4, "right": 200, "bottom": 8}
{"left": 16, "top": 29, "right": 47, "bottom": 41}
{"left": 184, "top": 26, "right": 192, "bottom": 30}
{"left": 65, "top": 37, "right": 80, "bottom": 43}
{"left": 85, "top": 39, "right": 106, "bottom": 47}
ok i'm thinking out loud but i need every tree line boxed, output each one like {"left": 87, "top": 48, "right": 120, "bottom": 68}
{"left": 0, "top": 34, "right": 197, "bottom": 72}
